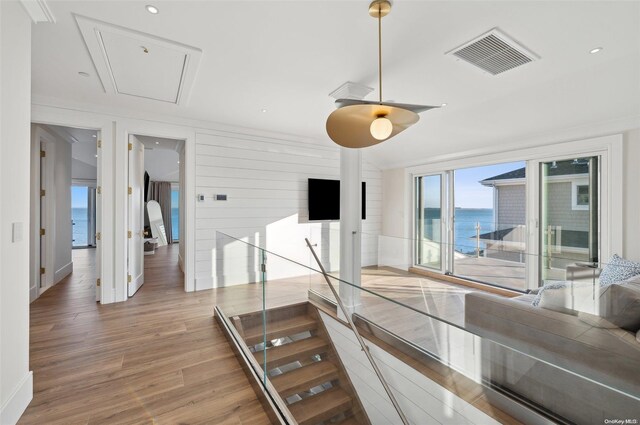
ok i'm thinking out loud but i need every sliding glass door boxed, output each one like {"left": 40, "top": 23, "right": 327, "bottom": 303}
{"left": 540, "top": 157, "right": 599, "bottom": 283}
{"left": 416, "top": 174, "right": 444, "bottom": 270}
{"left": 72, "top": 186, "right": 96, "bottom": 248}
{"left": 451, "top": 162, "right": 527, "bottom": 290}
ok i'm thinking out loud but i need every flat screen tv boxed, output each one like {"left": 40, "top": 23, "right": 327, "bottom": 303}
{"left": 308, "top": 178, "right": 366, "bottom": 221}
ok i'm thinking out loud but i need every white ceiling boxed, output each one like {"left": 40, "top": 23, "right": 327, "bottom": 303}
{"left": 31, "top": 1, "right": 640, "bottom": 168}
{"left": 136, "top": 135, "right": 181, "bottom": 182}
{"left": 45, "top": 124, "right": 97, "bottom": 167}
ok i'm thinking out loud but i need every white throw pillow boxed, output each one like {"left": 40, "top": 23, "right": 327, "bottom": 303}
{"left": 538, "top": 282, "right": 599, "bottom": 315}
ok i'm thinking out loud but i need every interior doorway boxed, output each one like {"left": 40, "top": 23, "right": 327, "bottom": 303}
{"left": 30, "top": 123, "right": 101, "bottom": 302}
{"left": 127, "top": 134, "right": 185, "bottom": 297}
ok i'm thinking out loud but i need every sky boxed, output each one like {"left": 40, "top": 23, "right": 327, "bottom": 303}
{"left": 424, "top": 161, "right": 525, "bottom": 209}
{"left": 71, "top": 186, "right": 88, "bottom": 208}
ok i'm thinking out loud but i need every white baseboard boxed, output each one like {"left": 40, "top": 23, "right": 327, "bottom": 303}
{"left": 29, "top": 285, "right": 38, "bottom": 303}
{"left": 0, "top": 371, "right": 33, "bottom": 425}
{"left": 128, "top": 273, "right": 144, "bottom": 297}
{"left": 54, "top": 261, "right": 73, "bottom": 284}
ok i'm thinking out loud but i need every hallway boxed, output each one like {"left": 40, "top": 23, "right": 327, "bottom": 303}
{"left": 20, "top": 245, "right": 270, "bottom": 424}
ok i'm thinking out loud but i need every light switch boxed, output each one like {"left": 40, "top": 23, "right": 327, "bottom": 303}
{"left": 12, "top": 222, "right": 23, "bottom": 242}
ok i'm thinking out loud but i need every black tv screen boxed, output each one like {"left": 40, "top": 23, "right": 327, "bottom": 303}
{"left": 308, "top": 178, "right": 366, "bottom": 221}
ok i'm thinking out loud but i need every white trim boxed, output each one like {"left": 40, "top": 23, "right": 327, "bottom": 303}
{"left": 571, "top": 179, "right": 590, "bottom": 211}
{"left": 19, "top": 0, "right": 55, "bottom": 23}
{"left": 53, "top": 261, "right": 73, "bottom": 284}
{"left": 0, "top": 371, "right": 33, "bottom": 425}
{"left": 72, "top": 178, "right": 97, "bottom": 187}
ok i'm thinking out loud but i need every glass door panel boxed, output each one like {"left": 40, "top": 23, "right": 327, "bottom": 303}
{"left": 451, "top": 162, "right": 527, "bottom": 291}
{"left": 540, "top": 157, "right": 599, "bottom": 284}
{"left": 416, "top": 174, "right": 443, "bottom": 270}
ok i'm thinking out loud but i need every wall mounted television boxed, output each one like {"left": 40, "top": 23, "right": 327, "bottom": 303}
{"left": 308, "top": 178, "right": 366, "bottom": 221}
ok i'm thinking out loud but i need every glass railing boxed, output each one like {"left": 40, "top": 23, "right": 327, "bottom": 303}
{"left": 213, "top": 230, "right": 640, "bottom": 425}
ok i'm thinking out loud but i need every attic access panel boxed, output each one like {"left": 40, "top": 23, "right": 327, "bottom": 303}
{"left": 75, "top": 15, "right": 202, "bottom": 105}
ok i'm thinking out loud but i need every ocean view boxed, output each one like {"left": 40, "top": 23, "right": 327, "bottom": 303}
{"left": 72, "top": 207, "right": 180, "bottom": 247}
{"left": 424, "top": 208, "right": 494, "bottom": 254}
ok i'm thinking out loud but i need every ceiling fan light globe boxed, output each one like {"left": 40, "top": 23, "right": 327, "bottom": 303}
{"left": 370, "top": 117, "right": 393, "bottom": 140}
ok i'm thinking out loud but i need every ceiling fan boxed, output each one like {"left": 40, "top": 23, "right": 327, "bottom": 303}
{"left": 326, "top": 0, "right": 439, "bottom": 149}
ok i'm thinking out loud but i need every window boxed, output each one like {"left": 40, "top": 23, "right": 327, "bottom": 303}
{"left": 571, "top": 181, "right": 590, "bottom": 210}
{"left": 171, "top": 188, "right": 179, "bottom": 242}
{"left": 71, "top": 186, "right": 96, "bottom": 248}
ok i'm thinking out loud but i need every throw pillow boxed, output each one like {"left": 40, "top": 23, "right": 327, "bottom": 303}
{"left": 534, "top": 281, "right": 599, "bottom": 315}
{"left": 599, "top": 254, "right": 640, "bottom": 286}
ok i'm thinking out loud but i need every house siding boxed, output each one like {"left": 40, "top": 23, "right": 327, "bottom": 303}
{"left": 496, "top": 185, "right": 526, "bottom": 228}
{"left": 546, "top": 182, "right": 589, "bottom": 232}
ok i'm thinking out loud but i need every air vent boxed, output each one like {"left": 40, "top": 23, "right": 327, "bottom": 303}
{"left": 447, "top": 28, "right": 539, "bottom": 75}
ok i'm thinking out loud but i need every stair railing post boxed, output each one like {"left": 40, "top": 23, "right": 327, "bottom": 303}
{"left": 305, "top": 238, "right": 410, "bottom": 425}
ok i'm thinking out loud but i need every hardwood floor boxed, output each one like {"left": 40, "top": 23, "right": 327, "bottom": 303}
{"left": 20, "top": 245, "right": 517, "bottom": 424}
{"left": 20, "top": 245, "right": 271, "bottom": 425}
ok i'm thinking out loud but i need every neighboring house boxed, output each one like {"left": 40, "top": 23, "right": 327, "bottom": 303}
{"left": 479, "top": 161, "right": 591, "bottom": 265}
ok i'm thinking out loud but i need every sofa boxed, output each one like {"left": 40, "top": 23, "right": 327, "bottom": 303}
{"left": 465, "top": 287, "right": 640, "bottom": 424}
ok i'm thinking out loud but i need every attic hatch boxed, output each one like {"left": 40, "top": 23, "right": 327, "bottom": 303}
{"left": 446, "top": 28, "right": 539, "bottom": 75}
{"left": 75, "top": 15, "right": 202, "bottom": 105}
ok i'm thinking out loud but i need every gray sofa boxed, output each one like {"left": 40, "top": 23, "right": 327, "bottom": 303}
{"left": 465, "top": 291, "right": 640, "bottom": 424}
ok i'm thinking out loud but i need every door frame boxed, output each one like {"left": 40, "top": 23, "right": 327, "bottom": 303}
{"left": 31, "top": 112, "right": 112, "bottom": 303}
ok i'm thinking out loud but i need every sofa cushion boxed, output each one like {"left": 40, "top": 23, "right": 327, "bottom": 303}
{"left": 599, "top": 254, "right": 640, "bottom": 285}
{"left": 600, "top": 282, "right": 640, "bottom": 332}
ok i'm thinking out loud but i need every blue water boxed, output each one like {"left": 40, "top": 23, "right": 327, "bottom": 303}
{"left": 72, "top": 207, "right": 180, "bottom": 246}
{"left": 424, "top": 208, "right": 494, "bottom": 254}
{"left": 454, "top": 208, "right": 494, "bottom": 254}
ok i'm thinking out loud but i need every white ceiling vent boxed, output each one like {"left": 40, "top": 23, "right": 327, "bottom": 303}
{"left": 75, "top": 15, "right": 202, "bottom": 105}
{"left": 446, "top": 28, "right": 539, "bottom": 75}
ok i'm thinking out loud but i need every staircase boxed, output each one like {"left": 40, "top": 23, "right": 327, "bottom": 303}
{"left": 232, "top": 302, "right": 370, "bottom": 425}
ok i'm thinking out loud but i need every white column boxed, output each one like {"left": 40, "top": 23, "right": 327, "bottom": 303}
{"left": 339, "top": 148, "right": 362, "bottom": 311}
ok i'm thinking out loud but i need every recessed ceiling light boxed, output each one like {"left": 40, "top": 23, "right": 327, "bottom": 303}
{"left": 94, "top": 154, "right": 98, "bottom": 158}
{"left": 92, "top": 134, "right": 96, "bottom": 138}
{"left": 78, "top": 72, "right": 90, "bottom": 77}
{"left": 441, "top": 103, "right": 448, "bottom": 107}
{"left": 155, "top": 141, "right": 159, "bottom": 145}
{"left": 590, "top": 47, "right": 603, "bottom": 54}
{"left": 261, "top": 109, "right": 267, "bottom": 113}
{"left": 177, "top": 160, "right": 180, "bottom": 164}
{"left": 145, "top": 5, "right": 159, "bottom": 14}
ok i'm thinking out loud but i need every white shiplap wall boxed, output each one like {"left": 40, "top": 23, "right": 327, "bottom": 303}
{"left": 319, "top": 311, "right": 499, "bottom": 425}
{"left": 194, "top": 131, "right": 382, "bottom": 289}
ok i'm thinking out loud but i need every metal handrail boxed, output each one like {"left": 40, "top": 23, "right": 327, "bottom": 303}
{"left": 305, "top": 238, "right": 410, "bottom": 425}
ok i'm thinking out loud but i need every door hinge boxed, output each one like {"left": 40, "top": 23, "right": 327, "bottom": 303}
{"left": 97, "top": 140, "right": 101, "bottom": 149}
{"left": 40, "top": 150, "right": 46, "bottom": 158}
{"left": 96, "top": 278, "right": 101, "bottom": 287}
{"left": 128, "top": 230, "right": 132, "bottom": 239}
{"left": 40, "top": 189, "right": 46, "bottom": 197}
{"left": 40, "top": 228, "right": 46, "bottom": 236}
{"left": 128, "top": 143, "right": 132, "bottom": 151}
{"left": 96, "top": 232, "right": 101, "bottom": 241}
{"left": 260, "top": 264, "right": 267, "bottom": 273}
{"left": 127, "top": 274, "right": 132, "bottom": 283}
{"left": 97, "top": 186, "right": 101, "bottom": 194}
{"left": 128, "top": 187, "right": 132, "bottom": 195}
{"left": 40, "top": 267, "right": 45, "bottom": 274}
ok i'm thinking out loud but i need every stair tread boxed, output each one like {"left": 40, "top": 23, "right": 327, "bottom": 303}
{"left": 271, "top": 360, "right": 338, "bottom": 397}
{"left": 255, "top": 337, "right": 328, "bottom": 368}
{"left": 288, "top": 387, "right": 353, "bottom": 425}
{"left": 243, "top": 315, "right": 317, "bottom": 345}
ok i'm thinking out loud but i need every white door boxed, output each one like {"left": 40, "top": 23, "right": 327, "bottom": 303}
{"left": 95, "top": 136, "right": 102, "bottom": 302}
{"left": 128, "top": 135, "right": 145, "bottom": 296}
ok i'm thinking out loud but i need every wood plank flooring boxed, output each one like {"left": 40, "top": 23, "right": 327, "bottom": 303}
{"left": 20, "top": 246, "right": 271, "bottom": 425}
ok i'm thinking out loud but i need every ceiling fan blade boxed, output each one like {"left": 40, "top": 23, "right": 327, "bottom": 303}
{"left": 326, "top": 104, "right": 419, "bottom": 148}
{"left": 334, "top": 98, "right": 440, "bottom": 113}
